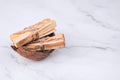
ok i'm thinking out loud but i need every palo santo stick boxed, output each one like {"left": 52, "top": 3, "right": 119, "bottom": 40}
{"left": 23, "top": 34, "right": 65, "bottom": 51}
{"left": 10, "top": 18, "right": 56, "bottom": 47}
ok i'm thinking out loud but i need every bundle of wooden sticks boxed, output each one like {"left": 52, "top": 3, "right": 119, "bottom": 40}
{"left": 10, "top": 18, "right": 65, "bottom": 60}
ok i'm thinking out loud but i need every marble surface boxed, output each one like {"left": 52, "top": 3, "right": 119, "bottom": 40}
{"left": 0, "top": 0, "right": 120, "bottom": 80}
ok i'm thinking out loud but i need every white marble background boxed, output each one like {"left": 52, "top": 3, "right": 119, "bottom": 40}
{"left": 0, "top": 0, "right": 120, "bottom": 80}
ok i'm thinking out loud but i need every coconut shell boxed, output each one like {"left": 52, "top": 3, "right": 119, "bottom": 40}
{"left": 11, "top": 45, "right": 54, "bottom": 60}
{"left": 11, "top": 33, "right": 55, "bottom": 61}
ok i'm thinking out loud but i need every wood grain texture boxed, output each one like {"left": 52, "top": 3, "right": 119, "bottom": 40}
{"left": 23, "top": 34, "right": 65, "bottom": 51}
{"left": 10, "top": 18, "right": 56, "bottom": 47}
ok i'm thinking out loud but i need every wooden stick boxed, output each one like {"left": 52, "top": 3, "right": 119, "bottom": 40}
{"left": 10, "top": 18, "right": 56, "bottom": 47}
{"left": 23, "top": 34, "right": 65, "bottom": 51}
